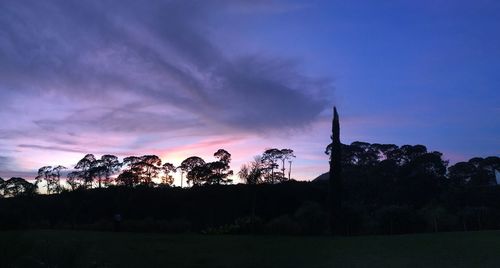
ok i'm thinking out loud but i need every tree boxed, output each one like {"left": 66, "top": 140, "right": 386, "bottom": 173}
{"left": 448, "top": 161, "right": 475, "bottom": 186}
{"left": 327, "top": 106, "right": 342, "bottom": 233}
{"left": 279, "top": 149, "right": 295, "bottom": 180}
{"left": 66, "top": 171, "right": 81, "bottom": 191}
{"left": 207, "top": 149, "right": 233, "bottom": 185}
{"left": 408, "top": 151, "right": 448, "bottom": 178}
{"left": 162, "top": 162, "right": 176, "bottom": 186}
{"left": 140, "top": 155, "right": 162, "bottom": 185}
{"left": 400, "top": 144, "right": 428, "bottom": 165}
{"left": 3, "top": 177, "right": 37, "bottom": 197}
{"left": 116, "top": 170, "right": 139, "bottom": 187}
{"left": 35, "top": 166, "right": 53, "bottom": 194}
{"left": 238, "top": 157, "right": 264, "bottom": 185}
{"left": 0, "top": 177, "right": 5, "bottom": 197}
{"left": 214, "top": 149, "right": 231, "bottom": 165}
{"left": 448, "top": 156, "right": 500, "bottom": 186}
{"left": 122, "top": 156, "right": 142, "bottom": 187}
{"left": 348, "top": 142, "right": 379, "bottom": 166}
{"left": 187, "top": 164, "right": 212, "bottom": 186}
{"left": 420, "top": 205, "right": 448, "bottom": 233}
{"left": 180, "top": 156, "right": 206, "bottom": 186}
{"left": 122, "top": 155, "right": 162, "bottom": 186}
{"left": 260, "top": 149, "right": 295, "bottom": 183}
{"left": 394, "top": 151, "right": 448, "bottom": 207}
{"left": 261, "top": 148, "right": 282, "bottom": 184}
{"left": 238, "top": 164, "right": 251, "bottom": 183}
{"left": 72, "top": 154, "right": 119, "bottom": 189}
{"left": 89, "top": 159, "right": 105, "bottom": 188}
{"left": 35, "top": 165, "right": 65, "bottom": 194}
{"left": 182, "top": 150, "right": 234, "bottom": 186}
{"left": 51, "top": 165, "right": 66, "bottom": 193}
{"left": 75, "top": 154, "right": 97, "bottom": 188}
{"left": 372, "top": 143, "right": 399, "bottom": 162}
{"left": 123, "top": 156, "right": 141, "bottom": 169}
{"left": 100, "top": 155, "right": 121, "bottom": 187}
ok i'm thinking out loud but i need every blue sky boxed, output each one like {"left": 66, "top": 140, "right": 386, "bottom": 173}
{"left": 236, "top": 0, "right": 500, "bottom": 159}
{"left": 0, "top": 0, "right": 498, "bottom": 183}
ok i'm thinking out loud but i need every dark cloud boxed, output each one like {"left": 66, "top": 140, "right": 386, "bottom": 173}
{"left": 0, "top": 0, "right": 331, "bottom": 136}
{"left": 33, "top": 106, "right": 204, "bottom": 134}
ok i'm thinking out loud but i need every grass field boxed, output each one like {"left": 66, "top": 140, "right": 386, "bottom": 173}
{"left": 1, "top": 230, "right": 500, "bottom": 267}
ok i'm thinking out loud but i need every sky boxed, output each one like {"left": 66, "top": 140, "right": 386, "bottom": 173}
{"left": 0, "top": 0, "right": 499, "bottom": 184}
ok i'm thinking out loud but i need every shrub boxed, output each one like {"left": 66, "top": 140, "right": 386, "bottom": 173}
{"left": 294, "top": 201, "right": 327, "bottom": 235}
{"left": 266, "top": 215, "right": 301, "bottom": 235}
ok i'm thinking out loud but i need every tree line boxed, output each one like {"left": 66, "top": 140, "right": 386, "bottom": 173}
{"left": 0, "top": 142, "right": 497, "bottom": 199}
{"left": 0, "top": 140, "right": 498, "bottom": 235}
{"left": 323, "top": 140, "right": 499, "bottom": 234}
{"left": 0, "top": 148, "right": 298, "bottom": 198}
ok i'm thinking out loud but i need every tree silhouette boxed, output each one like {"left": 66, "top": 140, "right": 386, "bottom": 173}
{"left": 279, "top": 149, "right": 295, "bottom": 180}
{"left": 75, "top": 154, "right": 97, "bottom": 188}
{"left": 180, "top": 150, "right": 235, "bottom": 186}
{"left": 180, "top": 156, "right": 206, "bottom": 186}
{"left": 66, "top": 171, "right": 81, "bottom": 190}
{"left": 328, "top": 106, "right": 342, "bottom": 233}
{"left": 122, "top": 156, "right": 142, "bottom": 186}
{"left": 214, "top": 149, "right": 231, "bottom": 164}
{"left": 187, "top": 164, "right": 212, "bottom": 186}
{"left": 400, "top": 144, "right": 428, "bottom": 165}
{"left": 116, "top": 170, "right": 139, "bottom": 187}
{"left": 238, "top": 156, "right": 264, "bottom": 184}
{"left": 35, "top": 165, "right": 65, "bottom": 194}
{"left": 138, "top": 155, "right": 162, "bottom": 185}
{"left": 260, "top": 149, "right": 294, "bottom": 183}
{"left": 35, "top": 166, "right": 53, "bottom": 194}
{"left": 162, "top": 162, "right": 176, "bottom": 186}
{"left": 51, "top": 165, "right": 66, "bottom": 193}
{"left": 100, "top": 155, "right": 121, "bottom": 187}
{"left": 261, "top": 148, "right": 282, "bottom": 184}
{"left": 449, "top": 156, "right": 500, "bottom": 186}
{"left": 89, "top": 159, "right": 106, "bottom": 188}
{"left": 207, "top": 149, "right": 233, "bottom": 185}
{"left": 3, "top": 177, "right": 37, "bottom": 197}
{"left": 0, "top": 177, "right": 4, "bottom": 197}
{"left": 238, "top": 164, "right": 251, "bottom": 183}
{"left": 122, "top": 155, "right": 162, "bottom": 186}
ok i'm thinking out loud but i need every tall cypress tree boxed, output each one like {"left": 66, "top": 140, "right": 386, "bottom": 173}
{"left": 328, "top": 106, "right": 342, "bottom": 233}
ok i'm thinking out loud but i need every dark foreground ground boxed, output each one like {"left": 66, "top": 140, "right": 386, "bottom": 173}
{"left": 1, "top": 230, "right": 500, "bottom": 268}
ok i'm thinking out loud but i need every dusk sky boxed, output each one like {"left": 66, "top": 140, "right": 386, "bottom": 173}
{"left": 0, "top": 0, "right": 499, "bottom": 184}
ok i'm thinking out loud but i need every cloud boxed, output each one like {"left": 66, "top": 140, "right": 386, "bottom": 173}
{"left": 222, "top": 1, "right": 311, "bottom": 14}
{"left": 0, "top": 156, "right": 33, "bottom": 180}
{"left": 17, "top": 144, "right": 89, "bottom": 154}
{"left": 33, "top": 106, "right": 203, "bottom": 134}
{"left": 0, "top": 156, "right": 12, "bottom": 170}
{"left": 0, "top": 0, "right": 332, "bottom": 181}
{"left": 0, "top": 0, "right": 331, "bottom": 136}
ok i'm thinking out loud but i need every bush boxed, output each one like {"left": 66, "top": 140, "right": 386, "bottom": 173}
{"left": 294, "top": 201, "right": 327, "bottom": 235}
{"left": 121, "top": 218, "right": 191, "bottom": 233}
{"left": 234, "top": 216, "right": 264, "bottom": 234}
{"left": 419, "top": 205, "right": 458, "bottom": 232}
{"left": 373, "top": 205, "right": 425, "bottom": 234}
{"left": 266, "top": 215, "right": 301, "bottom": 235}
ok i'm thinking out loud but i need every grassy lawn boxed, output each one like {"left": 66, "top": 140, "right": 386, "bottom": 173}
{"left": 1, "top": 230, "right": 499, "bottom": 267}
